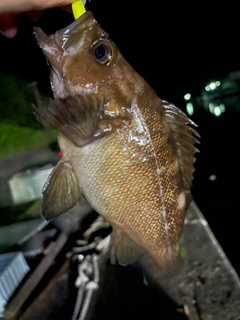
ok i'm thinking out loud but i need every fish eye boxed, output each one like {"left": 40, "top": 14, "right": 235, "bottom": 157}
{"left": 93, "top": 41, "right": 112, "bottom": 65}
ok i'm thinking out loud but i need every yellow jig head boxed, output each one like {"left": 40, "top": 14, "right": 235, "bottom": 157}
{"left": 72, "top": 0, "right": 86, "bottom": 20}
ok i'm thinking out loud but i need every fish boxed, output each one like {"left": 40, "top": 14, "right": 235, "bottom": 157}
{"left": 33, "top": 11, "right": 199, "bottom": 274}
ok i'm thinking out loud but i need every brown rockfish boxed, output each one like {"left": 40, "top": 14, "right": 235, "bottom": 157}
{"left": 34, "top": 11, "right": 199, "bottom": 273}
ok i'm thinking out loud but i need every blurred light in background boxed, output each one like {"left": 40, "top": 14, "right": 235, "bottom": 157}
{"left": 186, "top": 102, "right": 194, "bottom": 116}
{"left": 184, "top": 93, "right": 191, "bottom": 101}
{"left": 208, "top": 103, "right": 225, "bottom": 117}
{"left": 209, "top": 175, "right": 217, "bottom": 181}
{"left": 205, "top": 81, "right": 221, "bottom": 91}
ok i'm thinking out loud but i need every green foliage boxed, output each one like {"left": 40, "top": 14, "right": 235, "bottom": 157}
{"left": 0, "top": 73, "right": 57, "bottom": 160}
{"left": 0, "top": 73, "right": 42, "bottom": 128}
{"left": 0, "top": 200, "right": 40, "bottom": 226}
{"left": 0, "top": 123, "right": 56, "bottom": 160}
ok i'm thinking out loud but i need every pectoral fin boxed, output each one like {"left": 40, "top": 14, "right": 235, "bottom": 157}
{"left": 42, "top": 160, "right": 82, "bottom": 220}
{"left": 162, "top": 101, "right": 200, "bottom": 193}
{"left": 34, "top": 93, "right": 132, "bottom": 147}
{"left": 111, "top": 229, "right": 144, "bottom": 266}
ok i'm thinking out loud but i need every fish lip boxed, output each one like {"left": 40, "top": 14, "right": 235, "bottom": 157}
{"left": 34, "top": 26, "right": 54, "bottom": 48}
{"left": 33, "top": 26, "right": 62, "bottom": 73}
{"left": 33, "top": 11, "right": 94, "bottom": 46}
{"left": 34, "top": 26, "right": 63, "bottom": 96}
{"left": 56, "top": 11, "right": 93, "bottom": 36}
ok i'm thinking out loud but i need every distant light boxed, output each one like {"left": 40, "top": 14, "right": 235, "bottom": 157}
{"left": 214, "top": 106, "right": 221, "bottom": 116}
{"left": 209, "top": 175, "right": 217, "bottom": 181}
{"left": 220, "top": 103, "right": 225, "bottom": 112}
{"left": 58, "top": 151, "right": 63, "bottom": 157}
{"left": 209, "top": 103, "right": 215, "bottom": 113}
{"left": 184, "top": 93, "right": 191, "bottom": 101}
{"left": 209, "top": 103, "right": 225, "bottom": 115}
{"left": 209, "top": 82, "right": 216, "bottom": 90}
{"left": 205, "top": 81, "right": 221, "bottom": 92}
{"left": 186, "top": 102, "right": 194, "bottom": 116}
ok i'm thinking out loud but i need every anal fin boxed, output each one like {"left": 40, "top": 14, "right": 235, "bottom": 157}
{"left": 111, "top": 229, "right": 143, "bottom": 266}
{"left": 42, "top": 160, "right": 82, "bottom": 220}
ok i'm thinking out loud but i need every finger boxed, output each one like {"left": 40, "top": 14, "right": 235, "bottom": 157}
{"left": 62, "top": 4, "right": 73, "bottom": 13}
{"left": 0, "top": 0, "right": 73, "bottom": 14}
{"left": 0, "top": 13, "right": 20, "bottom": 38}
{"left": 24, "top": 10, "right": 43, "bottom": 21}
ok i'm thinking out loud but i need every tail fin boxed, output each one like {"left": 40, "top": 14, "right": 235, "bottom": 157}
{"left": 139, "top": 252, "right": 185, "bottom": 304}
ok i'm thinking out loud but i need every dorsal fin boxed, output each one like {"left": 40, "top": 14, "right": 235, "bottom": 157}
{"left": 162, "top": 100, "right": 200, "bottom": 192}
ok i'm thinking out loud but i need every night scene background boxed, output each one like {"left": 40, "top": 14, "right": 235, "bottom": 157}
{"left": 1, "top": 0, "right": 240, "bottom": 286}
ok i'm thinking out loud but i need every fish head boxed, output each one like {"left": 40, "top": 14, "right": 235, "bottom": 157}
{"left": 34, "top": 11, "right": 135, "bottom": 104}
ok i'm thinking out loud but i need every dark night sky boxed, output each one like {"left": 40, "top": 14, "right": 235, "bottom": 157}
{"left": 1, "top": 1, "right": 240, "bottom": 273}
{"left": 1, "top": 0, "right": 240, "bottom": 103}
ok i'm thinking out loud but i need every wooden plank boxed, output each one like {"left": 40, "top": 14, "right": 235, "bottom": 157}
{"left": 4, "top": 233, "right": 67, "bottom": 320}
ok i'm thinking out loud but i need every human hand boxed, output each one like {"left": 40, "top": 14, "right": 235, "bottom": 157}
{"left": 0, "top": 0, "right": 86, "bottom": 38}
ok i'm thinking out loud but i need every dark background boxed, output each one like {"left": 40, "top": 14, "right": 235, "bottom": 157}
{"left": 1, "top": 0, "right": 240, "bottom": 274}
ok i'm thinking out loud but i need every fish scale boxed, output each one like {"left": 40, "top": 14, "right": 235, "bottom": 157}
{"left": 58, "top": 97, "right": 184, "bottom": 266}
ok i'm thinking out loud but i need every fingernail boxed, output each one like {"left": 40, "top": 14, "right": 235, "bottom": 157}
{"left": 0, "top": 13, "right": 19, "bottom": 38}
{"left": 0, "top": 27, "right": 17, "bottom": 38}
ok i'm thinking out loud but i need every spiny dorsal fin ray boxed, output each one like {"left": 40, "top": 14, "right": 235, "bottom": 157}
{"left": 33, "top": 93, "right": 132, "bottom": 147}
{"left": 42, "top": 160, "right": 82, "bottom": 220}
{"left": 162, "top": 100, "right": 200, "bottom": 192}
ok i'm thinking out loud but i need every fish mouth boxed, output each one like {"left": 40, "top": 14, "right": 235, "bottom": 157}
{"left": 33, "top": 11, "right": 94, "bottom": 98}
{"left": 56, "top": 11, "right": 93, "bottom": 37}
{"left": 33, "top": 10, "right": 94, "bottom": 72}
{"left": 34, "top": 11, "right": 93, "bottom": 52}
{"left": 34, "top": 26, "right": 61, "bottom": 67}
{"left": 34, "top": 26, "right": 63, "bottom": 96}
